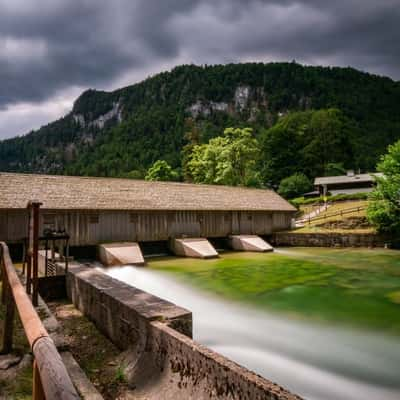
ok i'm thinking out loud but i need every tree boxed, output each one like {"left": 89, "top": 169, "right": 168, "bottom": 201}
{"left": 367, "top": 140, "right": 400, "bottom": 235}
{"left": 186, "top": 127, "right": 261, "bottom": 187}
{"left": 278, "top": 173, "right": 313, "bottom": 199}
{"left": 260, "top": 109, "right": 356, "bottom": 185}
{"left": 181, "top": 118, "right": 201, "bottom": 182}
{"left": 145, "top": 160, "right": 179, "bottom": 182}
{"left": 324, "top": 162, "right": 346, "bottom": 176}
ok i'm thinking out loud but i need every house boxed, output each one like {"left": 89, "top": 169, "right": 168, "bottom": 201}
{"left": 314, "top": 171, "right": 383, "bottom": 196}
{"left": 0, "top": 173, "right": 296, "bottom": 257}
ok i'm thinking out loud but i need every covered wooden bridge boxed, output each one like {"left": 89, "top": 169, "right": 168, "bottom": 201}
{"left": 0, "top": 172, "right": 295, "bottom": 261}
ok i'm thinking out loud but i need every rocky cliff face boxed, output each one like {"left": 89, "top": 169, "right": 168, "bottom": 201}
{"left": 73, "top": 101, "right": 123, "bottom": 129}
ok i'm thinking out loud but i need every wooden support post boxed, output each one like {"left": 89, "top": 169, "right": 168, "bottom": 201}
{"left": 27, "top": 210, "right": 33, "bottom": 295}
{"left": 31, "top": 202, "right": 41, "bottom": 307}
{"left": 32, "top": 360, "right": 45, "bottom": 400}
{"left": 45, "top": 240, "right": 48, "bottom": 277}
{"left": 65, "top": 238, "right": 69, "bottom": 275}
{"left": 22, "top": 240, "right": 26, "bottom": 276}
{"left": 1, "top": 276, "right": 15, "bottom": 354}
{"left": 1, "top": 256, "right": 5, "bottom": 305}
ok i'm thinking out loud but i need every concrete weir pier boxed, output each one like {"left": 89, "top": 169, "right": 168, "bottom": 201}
{"left": 229, "top": 235, "right": 273, "bottom": 252}
{"left": 170, "top": 238, "right": 219, "bottom": 259}
{"left": 98, "top": 242, "right": 145, "bottom": 266}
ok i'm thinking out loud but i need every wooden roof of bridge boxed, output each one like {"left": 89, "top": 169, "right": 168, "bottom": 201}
{"left": 0, "top": 172, "right": 295, "bottom": 212}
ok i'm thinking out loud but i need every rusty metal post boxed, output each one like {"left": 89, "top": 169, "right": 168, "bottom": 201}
{"left": 32, "top": 360, "right": 45, "bottom": 400}
{"left": 1, "top": 272, "right": 15, "bottom": 354}
{"left": 31, "top": 202, "right": 41, "bottom": 307}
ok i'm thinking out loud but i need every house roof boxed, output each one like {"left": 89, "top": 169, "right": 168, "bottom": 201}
{"left": 0, "top": 172, "right": 296, "bottom": 212}
{"left": 314, "top": 173, "right": 383, "bottom": 186}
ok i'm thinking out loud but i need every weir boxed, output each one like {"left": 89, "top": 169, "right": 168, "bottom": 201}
{"left": 229, "top": 234, "right": 273, "bottom": 252}
{"left": 98, "top": 242, "right": 145, "bottom": 266}
{"left": 170, "top": 237, "right": 219, "bottom": 259}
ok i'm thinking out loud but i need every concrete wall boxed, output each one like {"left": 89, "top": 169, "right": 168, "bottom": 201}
{"left": 1, "top": 209, "right": 294, "bottom": 245}
{"left": 66, "top": 263, "right": 192, "bottom": 344}
{"left": 271, "top": 232, "right": 388, "bottom": 247}
{"left": 63, "top": 262, "right": 301, "bottom": 400}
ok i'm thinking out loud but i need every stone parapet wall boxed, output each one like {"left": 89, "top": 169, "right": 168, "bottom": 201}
{"left": 271, "top": 232, "right": 388, "bottom": 247}
{"left": 62, "top": 261, "right": 301, "bottom": 400}
{"left": 65, "top": 262, "right": 192, "bottom": 345}
{"left": 135, "top": 321, "right": 301, "bottom": 400}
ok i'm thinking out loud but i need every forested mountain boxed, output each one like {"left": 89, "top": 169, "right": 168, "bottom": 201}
{"left": 1, "top": 62, "right": 399, "bottom": 186}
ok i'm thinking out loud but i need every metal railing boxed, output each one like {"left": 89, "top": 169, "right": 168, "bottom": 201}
{"left": 0, "top": 241, "right": 79, "bottom": 400}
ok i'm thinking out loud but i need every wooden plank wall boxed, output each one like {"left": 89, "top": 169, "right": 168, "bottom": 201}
{"left": 0, "top": 209, "right": 293, "bottom": 245}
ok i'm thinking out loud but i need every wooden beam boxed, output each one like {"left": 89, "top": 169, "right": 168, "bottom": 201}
{"left": 1, "top": 242, "right": 79, "bottom": 399}
{"left": 33, "top": 337, "right": 80, "bottom": 400}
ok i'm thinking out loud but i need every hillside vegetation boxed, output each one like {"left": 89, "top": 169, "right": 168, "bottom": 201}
{"left": 0, "top": 62, "right": 399, "bottom": 186}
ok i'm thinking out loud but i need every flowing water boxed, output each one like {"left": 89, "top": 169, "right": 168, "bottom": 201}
{"left": 97, "top": 249, "right": 400, "bottom": 400}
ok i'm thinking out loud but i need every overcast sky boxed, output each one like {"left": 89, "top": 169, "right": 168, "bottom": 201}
{"left": 0, "top": 0, "right": 399, "bottom": 140}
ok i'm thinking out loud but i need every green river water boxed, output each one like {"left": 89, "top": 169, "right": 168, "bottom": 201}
{"left": 148, "top": 247, "right": 400, "bottom": 335}
{"left": 103, "top": 247, "right": 400, "bottom": 399}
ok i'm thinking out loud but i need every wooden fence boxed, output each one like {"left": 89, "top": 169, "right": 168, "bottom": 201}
{"left": 0, "top": 241, "right": 79, "bottom": 400}
{"left": 304, "top": 205, "right": 367, "bottom": 225}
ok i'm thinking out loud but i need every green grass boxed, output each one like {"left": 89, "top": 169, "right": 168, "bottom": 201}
{"left": 0, "top": 362, "right": 33, "bottom": 400}
{"left": 149, "top": 248, "right": 400, "bottom": 335}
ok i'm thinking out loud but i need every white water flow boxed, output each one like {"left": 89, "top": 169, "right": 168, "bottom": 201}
{"left": 99, "top": 264, "right": 400, "bottom": 400}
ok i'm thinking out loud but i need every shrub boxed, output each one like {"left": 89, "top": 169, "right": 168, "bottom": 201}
{"left": 278, "top": 173, "right": 312, "bottom": 199}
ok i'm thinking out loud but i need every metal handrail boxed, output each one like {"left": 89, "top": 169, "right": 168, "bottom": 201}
{"left": 0, "top": 241, "right": 79, "bottom": 400}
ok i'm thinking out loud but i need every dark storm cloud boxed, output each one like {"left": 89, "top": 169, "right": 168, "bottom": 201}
{"left": 0, "top": 0, "right": 399, "bottom": 112}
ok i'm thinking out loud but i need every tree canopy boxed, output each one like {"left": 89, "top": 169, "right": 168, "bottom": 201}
{"left": 145, "top": 160, "right": 179, "bottom": 182}
{"left": 278, "top": 173, "right": 313, "bottom": 199}
{"left": 260, "top": 108, "right": 356, "bottom": 186}
{"left": 367, "top": 140, "right": 400, "bottom": 236}
{"left": 186, "top": 127, "right": 261, "bottom": 187}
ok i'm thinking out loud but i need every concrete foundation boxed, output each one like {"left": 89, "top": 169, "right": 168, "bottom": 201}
{"left": 98, "top": 242, "right": 145, "bottom": 266}
{"left": 271, "top": 232, "right": 388, "bottom": 248}
{"left": 229, "top": 235, "right": 273, "bottom": 252}
{"left": 170, "top": 238, "right": 218, "bottom": 259}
